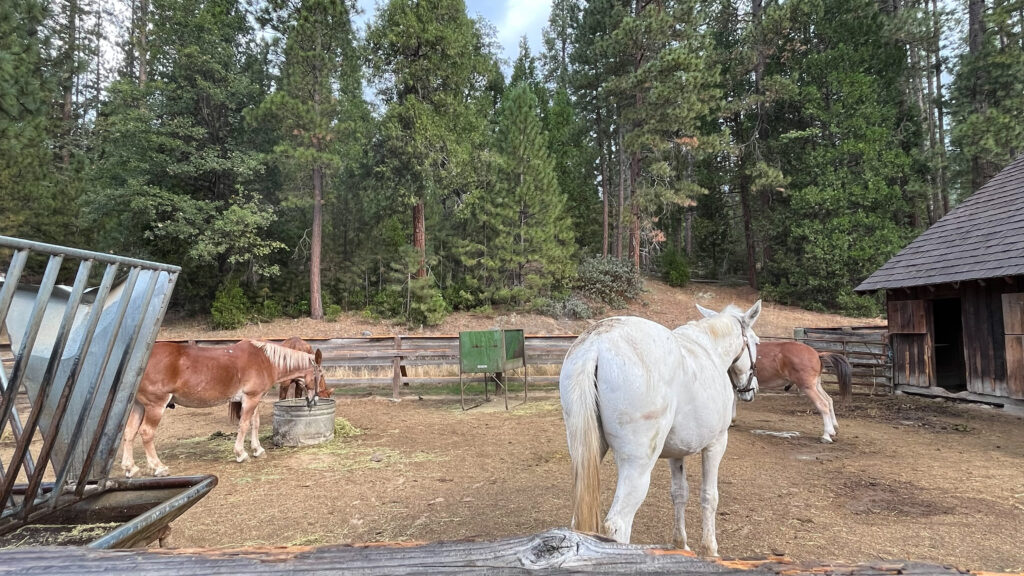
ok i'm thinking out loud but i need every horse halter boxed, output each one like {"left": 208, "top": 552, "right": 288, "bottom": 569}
{"left": 731, "top": 322, "right": 757, "bottom": 395}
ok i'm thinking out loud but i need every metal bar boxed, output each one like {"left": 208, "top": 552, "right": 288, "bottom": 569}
{"left": 0, "top": 236, "right": 181, "bottom": 274}
{"left": 76, "top": 268, "right": 159, "bottom": 493}
{"left": 0, "top": 249, "right": 30, "bottom": 331}
{"left": 0, "top": 254, "right": 63, "bottom": 515}
{"left": 48, "top": 264, "right": 119, "bottom": 508}
{"left": 19, "top": 260, "right": 93, "bottom": 518}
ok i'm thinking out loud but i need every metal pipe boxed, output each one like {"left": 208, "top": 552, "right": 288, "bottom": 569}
{"left": 0, "top": 236, "right": 180, "bottom": 273}
{"left": 0, "top": 249, "right": 29, "bottom": 331}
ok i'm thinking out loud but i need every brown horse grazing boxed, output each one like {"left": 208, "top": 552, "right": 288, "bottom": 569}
{"left": 755, "top": 341, "right": 851, "bottom": 443}
{"left": 121, "top": 340, "right": 323, "bottom": 477}
{"left": 277, "top": 336, "right": 331, "bottom": 401}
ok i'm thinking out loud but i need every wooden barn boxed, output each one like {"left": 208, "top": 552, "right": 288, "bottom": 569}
{"left": 855, "top": 155, "right": 1024, "bottom": 406}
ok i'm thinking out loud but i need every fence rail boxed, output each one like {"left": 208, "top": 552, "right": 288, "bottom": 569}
{"left": 4, "top": 327, "right": 894, "bottom": 400}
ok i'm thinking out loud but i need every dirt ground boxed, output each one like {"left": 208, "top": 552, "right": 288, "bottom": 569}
{"left": 143, "top": 391, "right": 1024, "bottom": 572}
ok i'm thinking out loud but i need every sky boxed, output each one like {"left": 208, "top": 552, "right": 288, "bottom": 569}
{"left": 353, "top": 0, "right": 553, "bottom": 75}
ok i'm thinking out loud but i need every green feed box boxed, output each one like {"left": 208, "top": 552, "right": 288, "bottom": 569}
{"left": 459, "top": 329, "right": 526, "bottom": 373}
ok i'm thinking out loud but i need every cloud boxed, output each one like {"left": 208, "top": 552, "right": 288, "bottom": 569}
{"left": 496, "top": 0, "right": 552, "bottom": 61}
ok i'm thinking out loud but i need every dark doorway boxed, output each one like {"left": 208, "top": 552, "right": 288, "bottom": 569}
{"left": 932, "top": 298, "right": 966, "bottom": 392}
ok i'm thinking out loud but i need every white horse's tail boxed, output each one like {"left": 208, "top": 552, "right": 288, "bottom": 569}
{"left": 561, "top": 346, "right": 603, "bottom": 535}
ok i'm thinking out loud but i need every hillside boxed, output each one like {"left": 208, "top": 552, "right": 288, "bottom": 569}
{"left": 158, "top": 279, "right": 883, "bottom": 340}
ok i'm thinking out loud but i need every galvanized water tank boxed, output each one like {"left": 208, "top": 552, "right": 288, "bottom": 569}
{"left": 271, "top": 398, "right": 336, "bottom": 447}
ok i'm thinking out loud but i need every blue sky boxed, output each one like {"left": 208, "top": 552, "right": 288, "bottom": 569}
{"left": 353, "top": 0, "right": 553, "bottom": 75}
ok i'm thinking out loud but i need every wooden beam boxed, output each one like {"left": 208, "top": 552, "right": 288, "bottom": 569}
{"left": 0, "top": 529, "right": 980, "bottom": 575}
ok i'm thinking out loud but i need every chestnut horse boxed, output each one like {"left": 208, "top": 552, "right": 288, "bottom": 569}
{"left": 120, "top": 340, "right": 323, "bottom": 477}
{"left": 755, "top": 341, "right": 851, "bottom": 443}
{"left": 277, "top": 336, "right": 331, "bottom": 401}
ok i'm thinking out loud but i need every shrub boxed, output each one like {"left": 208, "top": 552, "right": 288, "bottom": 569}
{"left": 658, "top": 247, "right": 690, "bottom": 287}
{"left": 534, "top": 295, "right": 594, "bottom": 320}
{"left": 210, "top": 280, "right": 249, "bottom": 329}
{"left": 575, "top": 256, "right": 643, "bottom": 308}
{"left": 324, "top": 304, "right": 343, "bottom": 322}
{"left": 409, "top": 280, "right": 449, "bottom": 326}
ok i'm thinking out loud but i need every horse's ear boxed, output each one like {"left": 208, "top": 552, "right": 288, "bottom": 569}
{"left": 745, "top": 299, "right": 762, "bottom": 326}
{"left": 314, "top": 349, "right": 323, "bottom": 365}
{"left": 695, "top": 303, "right": 718, "bottom": 319}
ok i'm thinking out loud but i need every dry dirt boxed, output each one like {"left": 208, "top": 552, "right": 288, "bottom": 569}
{"left": 137, "top": 282, "right": 1024, "bottom": 571}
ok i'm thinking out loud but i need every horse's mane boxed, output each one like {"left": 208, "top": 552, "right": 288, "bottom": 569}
{"left": 251, "top": 340, "right": 314, "bottom": 373}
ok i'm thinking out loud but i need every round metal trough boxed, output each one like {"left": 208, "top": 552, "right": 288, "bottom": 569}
{"left": 271, "top": 398, "right": 336, "bottom": 447}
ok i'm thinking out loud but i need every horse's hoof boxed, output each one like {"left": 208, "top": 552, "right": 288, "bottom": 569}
{"left": 252, "top": 446, "right": 265, "bottom": 458}
{"left": 236, "top": 452, "right": 250, "bottom": 463}
{"left": 125, "top": 465, "right": 140, "bottom": 478}
{"left": 821, "top": 435, "right": 834, "bottom": 444}
{"left": 153, "top": 466, "right": 170, "bottom": 477}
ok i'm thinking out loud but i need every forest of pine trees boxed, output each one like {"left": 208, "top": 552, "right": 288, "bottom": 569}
{"left": 1, "top": 0, "right": 1022, "bottom": 325}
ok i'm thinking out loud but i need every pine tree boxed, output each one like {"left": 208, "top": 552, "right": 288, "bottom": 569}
{"left": 0, "top": 0, "right": 56, "bottom": 241}
{"left": 256, "top": 0, "right": 365, "bottom": 320}
{"left": 464, "top": 83, "right": 575, "bottom": 304}
{"left": 88, "top": 0, "right": 282, "bottom": 310}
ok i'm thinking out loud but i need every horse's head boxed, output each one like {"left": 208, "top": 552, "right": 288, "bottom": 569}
{"left": 304, "top": 349, "right": 324, "bottom": 408}
{"left": 696, "top": 300, "right": 762, "bottom": 402}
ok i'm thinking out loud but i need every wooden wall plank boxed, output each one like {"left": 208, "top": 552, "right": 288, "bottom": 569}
{"left": 888, "top": 300, "right": 926, "bottom": 334}
{"left": 1005, "top": 335, "right": 1024, "bottom": 399}
{"left": 1003, "top": 293, "right": 1024, "bottom": 335}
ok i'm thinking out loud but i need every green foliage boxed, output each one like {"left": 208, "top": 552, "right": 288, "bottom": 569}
{"left": 575, "top": 256, "right": 643, "bottom": 308}
{"left": 408, "top": 277, "right": 450, "bottom": 327}
{"left": 211, "top": 280, "right": 250, "bottom": 329}
{"left": 324, "top": 304, "right": 342, "bottom": 322}
{"left": 658, "top": 247, "right": 690, "bottom": 287}
{"left": 533, "top": 294, "right": 594, "bottom": 320}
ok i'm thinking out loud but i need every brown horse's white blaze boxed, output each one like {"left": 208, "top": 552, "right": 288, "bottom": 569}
{"left": 755, "top": 340, "right": 852, "bottom": 443}
{"left": 120, "top": 339, "right": 323, "bottom": 477}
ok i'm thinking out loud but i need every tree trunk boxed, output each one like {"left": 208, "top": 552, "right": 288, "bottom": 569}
{"left": 629, "top": 150, "right": 641, "bottom": 272}
{"left": 616, "top": 122, "right": 625, "bottom": 260}
{"left": 310, "top": 165, "right": 324, "bottom": 320}
{"left": 597, "top": 110, "right": 609, "bottom": 258}
{"left": 968, "top": 0, "right": 990, "bottom": 192}
{"left": 413, "top": 201, "right": 426, "bottom": 278}
{"left": 61, "top": 0, "right": 78, "bottom": 168}
{"left": 931, "top": 0, "right": 948, "bottom": 215}
{"left": 137, "top": 0, "right": 148, "bottom": 88}
{"left": 684, "top": 207, "right": 693, "bottom": 259}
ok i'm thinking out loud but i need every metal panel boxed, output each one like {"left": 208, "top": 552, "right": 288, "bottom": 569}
{"left": 0, "top": 236, "right": 179, "bottom": 536}
{"left": 459, "top": 330, "right": 504, "bottom": 373}
{"left": 502, "top": 329, "right": 526, "bottom": 371}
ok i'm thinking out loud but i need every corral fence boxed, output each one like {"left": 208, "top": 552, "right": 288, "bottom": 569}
{"left": 788, "top": 326, "right": 892, "bottom": 395}
{"left": 3, "top": 328, "right": 893, "bottom": 401}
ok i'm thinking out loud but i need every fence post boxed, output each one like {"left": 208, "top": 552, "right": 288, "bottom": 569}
{"left": 392, "top": 335, "right": 402, "bottom": 401}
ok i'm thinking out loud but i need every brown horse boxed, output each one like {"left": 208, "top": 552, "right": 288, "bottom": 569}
{"left": 277, "top": 336, "right": 331, "bottom": 401}
{"left": 755, "top": 341, "right": 851, "bottom": 443}
{"left": 120, "top": 340, "right": 323, "bottom": 477}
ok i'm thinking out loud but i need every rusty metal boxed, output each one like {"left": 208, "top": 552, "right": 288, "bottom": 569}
{"left": 0, "top": 235, "right": 182, "bottom": 543}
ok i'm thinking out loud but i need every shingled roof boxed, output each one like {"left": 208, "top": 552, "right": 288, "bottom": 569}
{"left": 855, "top": 154, "right": 1024, "bottom": 292}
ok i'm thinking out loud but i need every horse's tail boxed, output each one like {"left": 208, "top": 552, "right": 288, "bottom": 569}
{"left": 821, "top": 353, "right": 852, "bottom": 403}
{"left": 560, "top": 345, "right": 603, "bottom": 535}
{"left": 228, "top": 400, "right": 242, "bottom": 423}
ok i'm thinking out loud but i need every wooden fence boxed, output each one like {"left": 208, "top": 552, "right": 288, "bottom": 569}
{"left": 2, "top": 327, "right": 893, "bottom": 400}
{"left": 791, "top": 326, "right": 892, "bottom": 395}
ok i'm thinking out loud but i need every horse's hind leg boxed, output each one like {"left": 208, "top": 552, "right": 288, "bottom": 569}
{"left": 234, "top": 394, "right": 260, "bottom": 462}
{"left": 802, "top": 381, "right": 836, "bottom": 443}
{"left": 139, "top": 402, "right": 171, "bottom": 476}
{"left": 250, "top": 399, "right": 265, "bottom": 458}
{"left": 699, "top": 433, "right": 728, "bottom": 558}
{"left": 120, "top": 401, "right": 144, "bottom": 478}
{"left": 817, "top": 378, "right": 839, "bottom": 434}
{"left": 669, "top": 457, "right": 690, "bottom": 551}
{"left": 603, "top": 454, "right": 658, "bottom": 544}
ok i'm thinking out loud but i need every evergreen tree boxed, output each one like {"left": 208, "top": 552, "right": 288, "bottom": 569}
{"left": 87, "top": 0, "right": 282, "bottom": 310}
{"left": 462, "top": 83, "right": 575, "bottom": 304}
{"left": 950, "top": 0, "right": 1024, "bottom": 197}
{"left": 0, "top": 0, "right": 55, "bottom": 241}
{"left": 366, "top": 0, "right": 500, "bottom": 310}
{"left": 256, "top": 0, "right": 366, "bottom": 320}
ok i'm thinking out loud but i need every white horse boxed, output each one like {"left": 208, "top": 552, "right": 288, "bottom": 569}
{"left": 559, "top": 301, "right": 761, "bottom": 557}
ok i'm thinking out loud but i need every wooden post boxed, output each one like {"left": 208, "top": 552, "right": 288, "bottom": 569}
{"left": 392, "top": 335, "right": 402, "bottom": 401}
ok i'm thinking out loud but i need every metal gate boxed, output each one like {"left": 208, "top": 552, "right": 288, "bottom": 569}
{"left": 0, "top": 236, "right": 180, "bottom": 538}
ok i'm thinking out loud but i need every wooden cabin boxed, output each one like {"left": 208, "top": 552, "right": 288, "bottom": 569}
{"left": 855, "top": 155, "right": 1024, "bottom": 406}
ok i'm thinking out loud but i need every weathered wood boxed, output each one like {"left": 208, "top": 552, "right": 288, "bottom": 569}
{"left": 0, "top": 528, "right": 975, "bottom": 575}
{"left": 888, "top": 300, "right": 927, "bottom": 334}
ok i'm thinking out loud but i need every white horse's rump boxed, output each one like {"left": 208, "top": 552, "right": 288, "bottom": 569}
{"left": 560, "top": 301, "right": 761, "bottom": 557}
